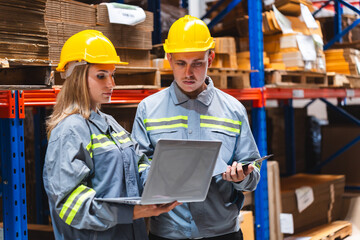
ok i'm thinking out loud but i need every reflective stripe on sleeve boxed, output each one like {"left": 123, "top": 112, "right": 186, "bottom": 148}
{"left": 86, "top": 141, "right": 93, "bottom": 158}
{"left": 144, "top": 116, "right": 188, "bottom": 131}
{"left": 200, "top": 115, "right": 241, "bottom": 134}
{"left": 59, "top": 185, "right": 95, "bottom": 225}
{"left": 254, "top": 162, "right": 261, "bottom": 170}
{"left": 138, "top": 163, "right": 149, "bottom": 173}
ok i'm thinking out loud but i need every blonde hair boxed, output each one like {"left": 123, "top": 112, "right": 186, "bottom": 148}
{"left": 46, "top": 64, "right": 99, "bottom": 137}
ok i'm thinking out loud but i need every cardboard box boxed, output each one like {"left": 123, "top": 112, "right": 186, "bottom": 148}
{"left": 239, "top": 211, "right": 255, "bottom": 240}
{"left": 281, "top": 174, "right": 345, "bottom": 234}
{"left": 268, "top": 161, "right": 283, "bottom": 240}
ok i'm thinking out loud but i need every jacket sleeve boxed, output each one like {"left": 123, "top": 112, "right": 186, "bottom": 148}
{"left": 131, "top": 102, "right": 155, "bottom": 158}
{"left": 43, "top": 119, "right": 134, "bottom": 231}
{"left": 131, "top": 102, "right": 153, "bottom": 186}
{"left": 232, "top": 105, "right": 261, "bottom": 192}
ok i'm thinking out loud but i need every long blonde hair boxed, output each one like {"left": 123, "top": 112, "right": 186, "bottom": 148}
{"left": 46, "top": 64, "right": 98, "bottom": 137}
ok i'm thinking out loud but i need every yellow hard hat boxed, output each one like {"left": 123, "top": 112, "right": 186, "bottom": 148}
{"left": 56, "top": 30, "right": 127, "bottom": 72}
{"left": 163, "top": 15, "right": 215, "bottom": 53}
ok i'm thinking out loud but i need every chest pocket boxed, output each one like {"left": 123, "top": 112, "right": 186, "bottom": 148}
{"left": 148, "top": 128, "right": 187, "bottom": 146}
{"left": 200, "top": 115, "right": 241, "bottom": 162}
{"left": 144, "top": 115, "right": 188, "bottom": 144}
{"left": 208, "top": 129, "right": 238, "bottom": 164}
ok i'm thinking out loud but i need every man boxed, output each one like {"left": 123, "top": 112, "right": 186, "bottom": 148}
{"left": 132, "top": 15, "right": 261, "bottom": 240}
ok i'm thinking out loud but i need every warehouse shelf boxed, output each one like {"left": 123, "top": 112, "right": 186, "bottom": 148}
{"left": 17, "top": 88, "right": 263, "bottom": 106}
{"left": 1, "top": 1, "right": 360, "bottom": 239}
{"left": 265, "top": 88, "right": 360, "bottom": 99}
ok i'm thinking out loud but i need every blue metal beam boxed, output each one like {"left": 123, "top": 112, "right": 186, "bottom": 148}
{"left": 248, "top": 0, "right": 269, "bottom": 239}
{"left": 304, "top": 99, "right": 316, "bottom": 109}
{"left": 0, "top": 90, "right": 28, "bottom": 240}
{"left": 338, "top": 0, "right": 360, "bottom": 15}
{"left": 312, "top": 0, "right": 332, "bottom": 17}
{"left": 33, "top": 107, "right": 48, "bottom": 224}
{"left": 207, "top": 0, "right": 242, "bottom": 30}
{"left": 201, "top": 0, "right": 227, "bottom": 20}
{"left": 148, "top": 0, "right": 161, "bottom": 44}
{"left": 319, "top": 98, "right": 360, "bottom": 126}
{"left": 252, "top": 107, "right": 269, "bottom": 240}
{"left": 181, "top": 0, "right": 188, "bottom": 9}
{"left": 334, "top": 0, "right": 342, "bottom": 42}
{"left": 345, "top": 185, "right": 360, "bottom": 191}
{"left": 324, "top": 18, "right": 360, "bottom": 49}
{"left": 323, "top": 0, "right": 360, "bottom": 49}
{"left": 284, "top": 100, "right": 296, "bottom": 175}
{"left": 310, "top": 135, "right": 360, "bottom": 173}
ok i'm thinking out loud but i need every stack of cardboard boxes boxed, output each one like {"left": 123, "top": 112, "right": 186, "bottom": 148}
{"left": 0, "top": 0, "right": 49, "bottom": 64}
{"left": 325, "top": 48, "right": 360, "bottom": 75}
{"left": 45, "top": 0, "right": 154, "bottom": 68}
{"left": 45, "top": 0, "right": 96, "bottom": 65}
{"left": 262, "top": 4, "right": 325, "bottom": 72}
{"left": 96, "top": 4, "right": 153, "bottom": 67}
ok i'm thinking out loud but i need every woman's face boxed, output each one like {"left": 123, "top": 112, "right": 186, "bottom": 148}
{"left": 87, "top": 64, "right": 116, "bottom": 109}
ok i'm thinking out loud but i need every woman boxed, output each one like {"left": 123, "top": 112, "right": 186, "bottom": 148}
{"left": 43, "top": 30, "right": 179, "bottom": 240}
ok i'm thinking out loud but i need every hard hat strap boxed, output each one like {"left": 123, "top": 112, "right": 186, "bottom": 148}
{"left": 60, "top": 61, "right": 88, "bottom": 79}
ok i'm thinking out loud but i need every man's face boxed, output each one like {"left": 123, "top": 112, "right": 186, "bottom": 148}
{"left": 167, "top": 51, "right": 214, "bottom": 99}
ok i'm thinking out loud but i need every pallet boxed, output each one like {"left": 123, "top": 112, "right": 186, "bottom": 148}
{"left": 159, "top": 68, "right": 251, "bottom": 89}
{"left": 114, "top": 66, "right": 160, "bottom": 89}
{"left": 54, "top": 66, "right": 160, "bottom": 89}
{"left": 285, "top": 221, "right": 352, "bottom": 240}
{"left": 0, "top": 64, "right": 53, "bottom": 90}
{"left": 327, "top": 72, "right": 360, "bottom": 89}
{"left": 208, "top": 68, "right": 251, "bottom": 89}
{"left": 265, "top": 70, "right": 328, "bottom": 88}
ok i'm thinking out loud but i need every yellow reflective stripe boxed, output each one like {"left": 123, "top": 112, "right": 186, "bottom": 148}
{"left": 200, "top": 115, "right": 242, "bottom": 125}
{"left": 91, "top": 134, "right": 109, "bottom": 140}
{"left": 146, "top": 123, "right": 188, "bottom": 131}
{"left": 254, "top": 162, "right": 261, "bottom": 170}
{"left": 112, "top": 132, "right": 126, "bottom": 137}
{"left": 86, "top": 142, "right": 91, "bottom": 152}
{"left": 144, "top": 115, "right": 188, "bottom": 123}
{"left": 86, "top": 141, "right": 92, "bottom": 158}
{"left": 200, "top": 123, "right": 240, "bottom": 134}
{"left": 92, "top": 140, "right": 116, "bottom": 149}
{"left": 138, "top": 163, "right": 149, "bottom": 172}
{"left": 65, "top": 188, "right": 95, "bottom": 225}
{"left": 118, "top": 137, "right": 131, "bottom": 144}
{"left": 59, "top": 185, "right": 87, "bottom": 219}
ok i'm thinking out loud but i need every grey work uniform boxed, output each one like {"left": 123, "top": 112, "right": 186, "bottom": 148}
{"left": 44, "top": 111, "right": 150, "bottom": 240}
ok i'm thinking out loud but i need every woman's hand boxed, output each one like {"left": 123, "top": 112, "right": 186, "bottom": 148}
{"left": 133, "top": 201, "right": 181, "bottom": 220}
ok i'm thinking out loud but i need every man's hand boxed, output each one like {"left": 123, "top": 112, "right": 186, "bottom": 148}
{"left": 133, "top": 201, "right": 181, "bottom": 220}
{"left": 222, "top": 161, "right": 254, "bottom": 183}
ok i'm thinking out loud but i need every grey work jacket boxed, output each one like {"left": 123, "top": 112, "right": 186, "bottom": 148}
{"left": 131, "top": 78, "right": 261, "bottom": 239}
{"left": 43, "top": 111, "right": 150, "bottom": 240}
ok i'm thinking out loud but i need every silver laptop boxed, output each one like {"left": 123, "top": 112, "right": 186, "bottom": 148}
{"left": 96, "top": 139, "right": 222, "bottom": 205}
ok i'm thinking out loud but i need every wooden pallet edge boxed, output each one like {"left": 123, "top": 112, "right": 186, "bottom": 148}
{"left": 285, "top": 221, "right": 352, "bottom": 240}
{"left": 266, "top": 70, "right": 327, "bottom": 86}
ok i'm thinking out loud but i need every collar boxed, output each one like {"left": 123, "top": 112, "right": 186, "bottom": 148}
{"left": 170, "top": 76, "right": 215, "bottom": 106}
{"left": 88, "top": 110, "right": 109, "bottom": 133}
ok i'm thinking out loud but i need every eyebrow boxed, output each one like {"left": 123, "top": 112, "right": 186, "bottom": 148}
{"left": 175, "top": 59, "right": 205, "bottom": 62}
{"left": 97, "top": 70, "right": 115, "bottom": 74}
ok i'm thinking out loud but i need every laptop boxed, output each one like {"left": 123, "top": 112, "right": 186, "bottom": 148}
{"left": 96, "top": 139, "right": 222, "bottom": 205}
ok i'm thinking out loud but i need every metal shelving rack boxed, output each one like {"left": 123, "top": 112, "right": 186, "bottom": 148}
{"left": 0, "top": 90, "right": 27, "bottom": 240}
{"left": 1, "top": 0, "right": 360, "bottom": 239}
{"left": 1, "top": 87, "right": 360, "bottom": 239}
